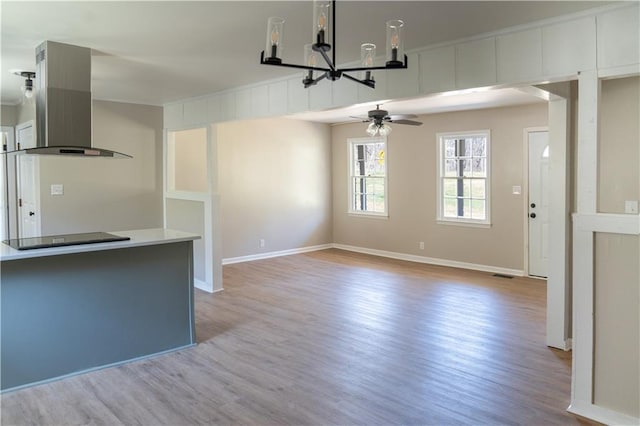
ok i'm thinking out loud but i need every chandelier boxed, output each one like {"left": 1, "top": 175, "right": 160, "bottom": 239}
{"left": 260, "top": 0, "right": 407, "bottom": 89}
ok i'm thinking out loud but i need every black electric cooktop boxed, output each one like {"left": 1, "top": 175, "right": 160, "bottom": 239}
{"left": 2, "top": 232, "right": 130, "bottom": 250}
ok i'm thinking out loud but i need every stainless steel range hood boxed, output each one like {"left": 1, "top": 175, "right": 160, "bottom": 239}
{"left": 25, "top": 41, "right": 131, "bottom": 158}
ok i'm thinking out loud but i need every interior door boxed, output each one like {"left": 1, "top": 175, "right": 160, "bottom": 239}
{"left": 15, "top": 121, "right": 40, "bottom": 238}
{"left": 528, "top": 131, "right": 549, "bottom": 278}
{"left": 17, "top": 155, "right": 40, "bottom": 238}
{"left": 1, "top": 130, "right": 10, "bottom": 240}
{"left": 1, "top": 126, "right": 17, "bottom": 240}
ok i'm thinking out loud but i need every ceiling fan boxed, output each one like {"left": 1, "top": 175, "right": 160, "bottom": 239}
{"left": 352, "top": 105, "right": 422, "bottom": 136}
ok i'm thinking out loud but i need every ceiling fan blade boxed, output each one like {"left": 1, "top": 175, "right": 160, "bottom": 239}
{"left": 350, "top": 115, "right": 371, "bottom": 121}
{"left": 387, "top": 114, "right": 418, "bottom": 120}
{"left": 390, "top": 119, "right": 423, "bottom": 126}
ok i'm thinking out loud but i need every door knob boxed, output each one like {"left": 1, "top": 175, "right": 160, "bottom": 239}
{"left": 530, "top": 203, "right": 536, "bottom": 208}
{"left": 29, "top": 211, "right": 35, "bottom": 216}
{"left": 530, "top": 213, "right": 536, "bottom": 218}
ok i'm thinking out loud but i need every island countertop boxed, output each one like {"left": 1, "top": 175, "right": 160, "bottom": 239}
{"left": 0, "top": 228, "right": 200, "bottom": 261}
{"left": 1, "top": 227, "right": 199, "bottom": 392}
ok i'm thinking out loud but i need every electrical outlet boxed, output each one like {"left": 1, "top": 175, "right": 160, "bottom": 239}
{"left": 259, "top": 239, "right": 265, "bottom": 248}
{"left": 419, "top": 241, "right": 425, "bottom": 250}
{"left": 625, "top": 200, "right": 638, "bottom": 214}
{"left": 50, "top": 184, "right": 64, "bottom": 196}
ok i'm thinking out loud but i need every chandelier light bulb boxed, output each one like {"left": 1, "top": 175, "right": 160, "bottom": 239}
{"left": 265, "top": 17, "right": 285, "bottom": 63}
{"left": 313, "top": 1, "right": 331, "bottom": 46}
{"left": 318, "top": 12, "right": 326, "bottom": 31}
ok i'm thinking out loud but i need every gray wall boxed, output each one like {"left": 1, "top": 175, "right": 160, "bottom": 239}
{"left": 217, "top": 117, "right": 333, "bottom": 259}
{"left": 1, "top": 105, "right": 17, "bottom": 126}
{"left": 332, "top": 103, "right": 548, "bottom": 272}
{"left": 38, "top": 100, "right": 163, "bottom": 234}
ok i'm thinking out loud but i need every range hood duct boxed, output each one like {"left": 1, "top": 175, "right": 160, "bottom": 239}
{"left": 25, "top": 41, "right": 130, "bottom": 158}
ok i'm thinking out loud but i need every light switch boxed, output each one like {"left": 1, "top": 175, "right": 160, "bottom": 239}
{"left": 625, "top": 200, "right": 638, "bottom": 214}
{"left": 512, "top": 185, "right": 522, "bottom": 195}
{"left": 51, "top": 184, "right": 64, "bottom": 196}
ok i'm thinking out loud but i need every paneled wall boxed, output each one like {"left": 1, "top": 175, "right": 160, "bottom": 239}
{"left": 165, "top": 4, "right": 638, "bottom": 130}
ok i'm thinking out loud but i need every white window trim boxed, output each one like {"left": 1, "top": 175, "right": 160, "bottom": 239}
{"left": 347, "top": 136, "right": 388, "bottom": 218}
{"left": 436, "top": 130, "right": 491, "bottom": 227}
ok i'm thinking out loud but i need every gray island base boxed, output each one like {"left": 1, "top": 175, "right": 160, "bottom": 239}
{"left": 0, "top": 228, "right": 199, "bottom": 392}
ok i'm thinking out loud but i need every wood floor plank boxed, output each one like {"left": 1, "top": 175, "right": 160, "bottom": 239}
{"left": 0, "top": 249, "right": 597, "bottom": 425}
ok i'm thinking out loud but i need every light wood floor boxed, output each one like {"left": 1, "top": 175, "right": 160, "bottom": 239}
{"left": 1, "top": 249, "right": 595, "bottom": 425}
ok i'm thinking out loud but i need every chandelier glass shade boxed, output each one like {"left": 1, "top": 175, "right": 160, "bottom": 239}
{"left": 260, "top": 0, "right": 407, "bottom": 89}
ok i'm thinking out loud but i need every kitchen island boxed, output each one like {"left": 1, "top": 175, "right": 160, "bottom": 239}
{"left": 0, "top": 228, "right": 199, "bottom": 392}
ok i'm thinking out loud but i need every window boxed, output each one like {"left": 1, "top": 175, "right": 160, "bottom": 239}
{"left": 437, "top": 130, "right": 490, "bottom": 225}
{"left": 348, "top": 137, "right": 387, "bottom": 216}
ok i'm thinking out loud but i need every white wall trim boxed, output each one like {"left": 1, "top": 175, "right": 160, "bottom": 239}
{"left": 598, "top": 64, "right": 640, "bottom": 79}
{"left": 574, "top": 212, "right": 640, "bottom": 235}
{"left": 222, "top": 244, "right": 334, "bottom": 265}
{"left": 546, "top": 94, "right": 572, "bottom": 351}
{"left": 164, "top": 191, "right": 209, "bottom": 202}
{"left": 568, "top": 400, "right": 640, "bottom": 426}
{"left": 333, "top": 244, "right": 525, "bottom": 277}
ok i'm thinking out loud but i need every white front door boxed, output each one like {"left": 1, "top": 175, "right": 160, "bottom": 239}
{"left": 528, "top": 131, "right": 549, "bottom": 278}
{"left": 17, "top": 155, "right": 40, "bottom": 238}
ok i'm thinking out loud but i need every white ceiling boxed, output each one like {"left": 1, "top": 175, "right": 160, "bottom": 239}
{"left": 1, "top": 1, "right": 611, "bottom": 113}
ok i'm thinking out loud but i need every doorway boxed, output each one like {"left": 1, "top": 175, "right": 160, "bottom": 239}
{"left": 16, "top": 154, "right": 40, "bottom": 238}
{"left": 527, "top": 130, "right": 549, "bottom": 278}
{"left": 1, "top": 127, "right": 16, "bottom": 240}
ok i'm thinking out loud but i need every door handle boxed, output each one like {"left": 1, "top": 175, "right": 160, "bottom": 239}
{"left": 29, "top": 211, "right": 35, "bottom": 216}
{"left": 530, "top": 213, "right": 536, "bottom": 218}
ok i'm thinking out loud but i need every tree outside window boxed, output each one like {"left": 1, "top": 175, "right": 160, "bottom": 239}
{"left": 348, "top": 137, "right": 387, "bottom": 216}
{"left": 438, "top": 131, "right": 490, "bottom": 225}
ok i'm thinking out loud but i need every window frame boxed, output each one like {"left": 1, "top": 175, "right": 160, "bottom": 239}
{"left": 347, "top": 136, "right": 388, "bottom": 218}
{"left": 436, "top": 130, "right": 491, "bottom": 227}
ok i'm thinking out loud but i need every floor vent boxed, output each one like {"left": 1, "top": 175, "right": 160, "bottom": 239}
{"left": 493, "top": 273, "right": 514, "bottom": 279}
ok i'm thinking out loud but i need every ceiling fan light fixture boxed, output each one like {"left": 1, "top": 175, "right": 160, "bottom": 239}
{"left": 366, "top": 122, "right": 392, "bottom": 137}
{"left": 378, "top": 123, "right": 392, "bottom": 136}
{"left": 366, "top": 122, "right": 378, "bottom": 136}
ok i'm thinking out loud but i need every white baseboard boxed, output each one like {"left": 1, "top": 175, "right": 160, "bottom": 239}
{"left": 568, "top": 400, "right": 640, "bottom": 426}
{"left": 332, "top": 243, "right": 525, "bottom": 277}
{"left": 222, "top": 242, "right": 525, "bottom": 277}
{"left": 194, "top": 279, "right": 224, "bottom": 294}
{"left": 222, "top": 244, "right": 333, "bottom": 265}
{"left": 565, "top": 338, "right": 573, "bottom": 350}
